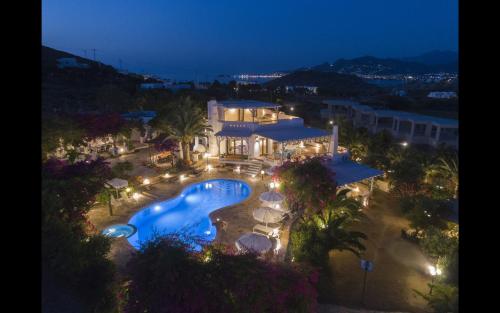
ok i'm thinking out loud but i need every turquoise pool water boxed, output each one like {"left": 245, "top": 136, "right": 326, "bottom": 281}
{"left": 102, "top": 224, "right": 137, "bottom": 238}
{"left": 127, "top": 179, "right": 251, "bottom": 250}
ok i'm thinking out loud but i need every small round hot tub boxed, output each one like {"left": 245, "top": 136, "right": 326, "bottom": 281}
{"left": 102, "top": 224, "right": 137, "bottom": 238}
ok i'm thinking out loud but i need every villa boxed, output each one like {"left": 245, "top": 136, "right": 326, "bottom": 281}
{"left": 206, "top": 99, "right": 383, "bottom": 197}
{"left": 207, "top": 99, "right": 332, "bottom": 166}
{"left": 322, "top": 99, "right": 458, "bottom": 148}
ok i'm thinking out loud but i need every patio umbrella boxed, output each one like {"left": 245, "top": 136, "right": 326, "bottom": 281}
{"left": 252, "top": 207, "right": 284, "bottom": 226}
{"left": 106, "top": 178, "right": 128, "bottom": 189}
{"left": 259, "top": 191, "right": 284, "bottom": 209}
{"left": 235, "top": 233, "right": 272, "bottom": 254}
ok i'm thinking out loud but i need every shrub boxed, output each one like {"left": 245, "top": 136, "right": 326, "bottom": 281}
{"left": 124, "top": 236, "right": 318, "bottom": 313}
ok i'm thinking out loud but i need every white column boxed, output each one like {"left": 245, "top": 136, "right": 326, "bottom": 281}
{"left": 248, "top": 136, "right": 256, "bottom": 158}
{"left": 409, "top": 121, "right": 415, "bottom": 141}
{"left": 435, "top": 126, "right": 442, "bottom": 143}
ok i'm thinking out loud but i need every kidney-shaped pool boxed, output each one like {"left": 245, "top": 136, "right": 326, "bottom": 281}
{"left": 127, "top": 179, "right": 251, "bottom": 250}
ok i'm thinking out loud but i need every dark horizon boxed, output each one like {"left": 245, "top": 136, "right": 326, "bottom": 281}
{"left": 42, "top": 0, "right": 458, "bottom": 79}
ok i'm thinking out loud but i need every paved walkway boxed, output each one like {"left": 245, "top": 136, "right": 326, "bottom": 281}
{"left": 326, "top": 190, "right": 431, "bottom": 313}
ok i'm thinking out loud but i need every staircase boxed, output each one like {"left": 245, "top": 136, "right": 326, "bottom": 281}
{"left": 245, "top": 162, "right": 262, "bottom": 177}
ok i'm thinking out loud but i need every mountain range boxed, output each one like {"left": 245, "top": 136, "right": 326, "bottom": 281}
{"left": 295, "top": 50, "right": 458, "bottom": 76}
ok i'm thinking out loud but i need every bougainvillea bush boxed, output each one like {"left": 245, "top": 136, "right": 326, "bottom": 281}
{"left": 274, "top": 157, "right": 336, "bottom": 216}
{"left": 124, "top": 236, "right": 318, "bottom": 313}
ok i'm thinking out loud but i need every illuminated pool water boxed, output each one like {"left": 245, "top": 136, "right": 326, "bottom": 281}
{"left": 127, "top": 179, "right": 251, "bottom": 250}
{"left": 102, "top": 224, "right": 137, "bottom": 238}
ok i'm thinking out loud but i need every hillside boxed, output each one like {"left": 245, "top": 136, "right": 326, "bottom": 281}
{"left": 42, "top": 46, "right": 159, "bottom": 113}
{"left": 266, "top": 70, "right": 382, "bottom": 96}
{"left": 401, "top": 50, "right": 458, "bottom": 65}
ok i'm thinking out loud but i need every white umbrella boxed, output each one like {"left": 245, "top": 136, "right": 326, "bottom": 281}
{"left": 106, "top": 178, "right": 128, "bottom": 189}
{"left": 259, "top": 191, "right": 284, "bottom": 203}
{"left": 252, "top": 207, "right": 284, "bottom": 226}
{"left": 235, "top": 233, "right": 272, "bottom": 254}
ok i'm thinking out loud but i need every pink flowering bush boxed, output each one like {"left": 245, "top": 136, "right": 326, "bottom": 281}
{"left": 274, "top": 157, "right": 336, "bottom": 216}
{"left": 124, "top": 236, "right": 318, "bottom": 313}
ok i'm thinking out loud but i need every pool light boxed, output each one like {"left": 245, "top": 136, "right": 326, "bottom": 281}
{"left": 154, "top": 205, "right": 161, "bottom": 211}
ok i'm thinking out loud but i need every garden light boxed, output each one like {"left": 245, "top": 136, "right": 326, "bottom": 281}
{"left": 132, "top": 193, "right": 140, "bottom": 200}
{"left": 207, "top": 165, "right": 213, "bottom": 172}
{"left": 270, "top": 182, "right": 275, "bottom": 189}
{"left": 164, "top": 172, "right": 170, "bottom": 178}
{"left": 143, "top": 178, "right": 150, "bottom": 185}
{"left": 329, "top": 120, "right": 333, "bottom": 125}
{"left": 180, "top": 174, "right": 186, "bottom": 181}
{"left": 119, "top": 148, "right": 124, "bottom": 153}
{"left": 125, "top": 187, "right": 131, "bottom": 192}
{"left": 401, "top": 141, "right": 408, "bottom": 147}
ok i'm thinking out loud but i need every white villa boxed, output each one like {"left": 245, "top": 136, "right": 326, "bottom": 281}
{"left": 207, "top": 100, "right": 332, "bottom": 165}
{"left": 206, "top": 99, "right": 384, "bottom": 197}
{"left": 322, "top": 100, "right": 458, "bottom": 148}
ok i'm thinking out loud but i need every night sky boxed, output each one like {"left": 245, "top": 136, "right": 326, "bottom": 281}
{"left": 42, "top": 0, "right": 458, "bottom": 79}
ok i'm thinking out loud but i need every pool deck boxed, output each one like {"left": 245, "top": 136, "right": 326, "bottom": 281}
{"left": 87, "top": 168, "right": 290, "bottom": 272}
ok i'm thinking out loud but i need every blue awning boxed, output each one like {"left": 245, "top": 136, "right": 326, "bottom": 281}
{"left": 326, "top": 160, "right": 384, "bottom": 186}
{"left": 255, "top": 126, "right": 330, "bottom": 142}
{"left": 215, "top": 128, "right": 253, "bottom": 137}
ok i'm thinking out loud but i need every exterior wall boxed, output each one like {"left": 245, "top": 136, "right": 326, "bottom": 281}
{"left": 324, "top": 101, "right": 458, "bottom": 148}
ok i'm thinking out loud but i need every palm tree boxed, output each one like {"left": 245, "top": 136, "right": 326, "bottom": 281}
{"left": 433, "top": 154, "right": 458, "bottom": 198}
{"left": 316, "top": 188, "right": 364, "bottom": 222}
{"left": 151, "top": 97, "right": 211, "bottom": 165}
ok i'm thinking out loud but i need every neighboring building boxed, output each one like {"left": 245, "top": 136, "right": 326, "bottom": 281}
{"left": 322, "top": 99, "right": 458, "bottom": 148}
{"left": 121, "top": 111, "right": 158, "bottom": 143}
{"left": 57, "top": 57, "right": 89, "bottom": 69}
{"left": 427, "top": 91, "right": 457, "bottom": 99}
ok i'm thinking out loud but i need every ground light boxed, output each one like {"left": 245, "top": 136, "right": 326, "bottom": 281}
{"left": 260, "top": 170, "right": 265, "bottom": 180}
{"left": 428, "top": 265, "right": 442, "bottom": 294}
{"left": 132, "top": 193, "right": 140, "bottom": 201}
{"left": 164, "top": 172, "right": 170, "bottom": 178}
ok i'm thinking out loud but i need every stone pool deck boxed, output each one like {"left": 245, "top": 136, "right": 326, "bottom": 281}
{"left": 87, "top": 169, "right": 289, "bottom": 272}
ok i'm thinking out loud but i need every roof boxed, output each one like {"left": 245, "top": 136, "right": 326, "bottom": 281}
{"left": 121, "top": 111, "right": 157, "bottom": 118}
{"left": 255, "top": 126, "right": 330, "bottom": 142}
{"left": 326, "top": 160, "right": 384, "bottom": 186}
{"left": 106, "top": 178, "right": 128, "bottom": 189}
{"left": 218, "top": 100, "right": 279, "bottom": 109}
{"left": 323, "top": 99, "right": 458, "bottom": 127}
{"left": 215, "top": 128, "right": 254, "bottom": 137}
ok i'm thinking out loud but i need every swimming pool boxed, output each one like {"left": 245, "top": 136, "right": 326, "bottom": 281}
{"left": 127, "top": 179, "right": 251, "bottom": 250}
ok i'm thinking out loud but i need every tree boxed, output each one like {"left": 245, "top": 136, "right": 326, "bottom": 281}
{"left": 111, "top": 161, "right": 134, "bottom": 178}
{"left": 404, "top": 196, "right": 451, "bottom": 235}
{"left": 290, "top": 210, "right": 366, "bottom": 301}
{"left": 150, "top": 97, "right": 211, "bottom": 165}
{"left": 42, "top": 159, "right": 117, "bottom": 313}
{"left": 275, "top": 157, "right": 337, "bottom": 216}
{"left": 124, "top": 235, "right": 318, "bottom": 313}
{"left": 42, "top": 114, "right": 85, "bottom": 160}
{"left": 432, "top": 153, "right": 459, "bottom": 198}
{"left": 414, "top": 283, "right": 458, "bottom": 313}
